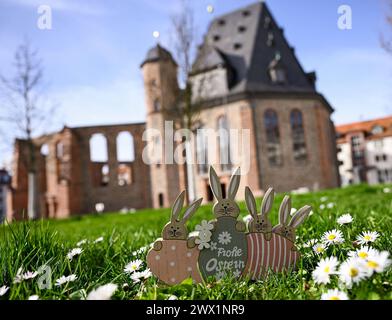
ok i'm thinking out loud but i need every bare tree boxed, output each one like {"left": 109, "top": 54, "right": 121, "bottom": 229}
{"left": 0, "top": 39, "right": 56, "bottom": 220}
{"left": 381, "top": 0, "right": 392, "bottom": 54}
{"left": 164, "top": 0, "right": 206, "bottom": 202}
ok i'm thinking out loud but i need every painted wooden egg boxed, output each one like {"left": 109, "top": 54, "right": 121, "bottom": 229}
{"left": 198, "top": 217, "right": 248, "bottom": 280}
{"left": 146, "top": 239, "right": 202, "bottom": 285}
{"left": 243, "top": 233, "right": 300, "bottom": 280}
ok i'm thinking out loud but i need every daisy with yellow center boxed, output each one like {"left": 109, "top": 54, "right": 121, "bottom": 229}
{"left": 356, "top": 231, "right": 379, "bottom": 245}
{"left": 312, "top": 256, "right": 339, "bottom": 284}
{"left": 365, "top": 251, "right": 391, "bottom": 276}
{"left": 322, "top": 229, "right": 344, "bottom": 246}
{"left": 348, "top": 246, "right": 377, "bottom": 260}
{"left": 313, "top": 243, "right": 326, "bottom": 255}
{"left": 321, "top": 289, "right": 349, "bottom": 300}
{"left": 337, "top": 213, "right": 353, "bottom": 226}
{"left": 124, "top": 259, "right": 143, "bottom": 274}
{"left": 339, "top": 257, "right": 368, "bottom": 288}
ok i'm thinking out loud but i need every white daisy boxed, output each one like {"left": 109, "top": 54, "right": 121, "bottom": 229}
{"left": 290, "top": 208, "right": 297, "bottom": 216}
{"left": 130, "top": 271, "right": 143, "bottom": 283}
{"left": 94, "top": 236, "right": 104, "bottom": 243}
{"left": 55, "top": 274, "right": 77, "bottom": 286}
{"left": 77, "top": 239, "right": 88, "bottom": 246}
{"left": 28, "top": 295, "right": 39, "bottom": 300}
{"left": 339, "top": 257, "right": 368, "bottom": 288}
{"left": 140, "top": 268, "right": 152, "bottom": 279}
{"left": 320, "top": 196, "right": 328, "bottom": 202}
{"left": 218, "top": 231, "right": 232, "bottom": 245}
{"left": 124, "top": 259, "right": 143, "bottom": 274}
{"left": 319, "top": 204, "right": 326, "bottom": 210}
{"left": 86, "top": 283, "right": 118, "bottom": 300}
{"left": 348, "top": 246, "right": 378, "bottom": 260}
{"left": 304, "top": 239, "right": 318, "bottom": 248}
{"left": 327, "top": 202, "right": 335, "bottom": 209}
{"left": 365, "top": 251, "right": 391, "bottom": 275}
{"left": 132, "top": 246, "right": 148, "bottom": 256}
{"left": 22, "top": 271, "right": 38, "bottom": 280}
{"left": 383, "top": 187, "right": 391, "bottom": 193}
{"left": 168, "top": 295, "right": 178, "bottom": 300}
{"left": 356, "top": 231, "right": 379, "bottom": 245}
{"left": 321, "top": 289, "right": 349, "bottom": 300}
{"left": 67, "top": 248, "right": 83, "bottom": 260}
{"left": 0, "top": 285, "right": 9, "bottom": 296}
{"left": 337, "top": 214, "right": 353, "bottom": 225}
{"left": 322, "top": 229, "right": 344, "bottom": 246}
{"left": 312, "top": 256, "right": 339, "bottom": 284}
{"left": 313, "top": 243, "right": 326, "bottom": 255}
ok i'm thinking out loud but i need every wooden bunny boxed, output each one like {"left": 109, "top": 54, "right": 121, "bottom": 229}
{"left": 198, "top": 166, "right": 248, "bottom": 281}
{"left": 146, "top": 191, "right": 203, "bottom": 285}
{"left": 243, "top": 188, "right": 312, "bottom": 279}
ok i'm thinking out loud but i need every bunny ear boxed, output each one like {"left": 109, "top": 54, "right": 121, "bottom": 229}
{"left": 182, "top": 198, "right": 203, "bottom": 223}
{"left": 289, "top": 205, "right": 312, "bottom": 228}
{"left": 278, "top": 195, "right": 291, "bottom": 226}
{"left": 209, "top": 166, "right": 222, "bottom": 200}
{"left": 171, "top": 191, "right": 185, "bottom": 222}
{"left": 245, "top": 186, "right": 257, "bottom": 217}
{"left": 228, "top": 167, "right": 241, "bottom": 200}
{"left": 261, "top": 187, "right": 274, "bottom": 217}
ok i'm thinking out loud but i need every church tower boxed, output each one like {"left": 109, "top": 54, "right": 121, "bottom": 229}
{"left": 141, "top": 44, "right": 184, "bottom": 208}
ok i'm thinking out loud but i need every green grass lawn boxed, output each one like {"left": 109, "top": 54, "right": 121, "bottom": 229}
{"left": 1, "top": 184, "right": 391, "bottom": 300}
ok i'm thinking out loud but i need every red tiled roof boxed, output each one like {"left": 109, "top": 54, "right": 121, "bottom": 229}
{"left": 336, "top": 116, "right": 392, "bottom": 135}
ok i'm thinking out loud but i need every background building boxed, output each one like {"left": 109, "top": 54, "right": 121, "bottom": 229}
{"left": 0, "top": 169, "right": 11, "bottom": 223}
{"left": 7, "top": 2, "right": 339, "bottom": 220}
{"left": 336, "top": 116, "right": 392, "bottom": 186}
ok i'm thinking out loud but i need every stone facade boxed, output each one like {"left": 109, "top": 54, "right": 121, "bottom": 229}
{"left": 7, "top": 124, "right": 151, "bottom": 220}
{"left": 336, "top": 116, "right": 392, "bottom": 186}
{"left": 6, "top": 2, "right": 340, "bottom": 220}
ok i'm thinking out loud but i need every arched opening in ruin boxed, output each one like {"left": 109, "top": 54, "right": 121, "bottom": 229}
{"left": 89, "top": 133, "right": 109, "bottom": 187}
{"left": 116, "top": 131, "right": 134, "bottom": 186}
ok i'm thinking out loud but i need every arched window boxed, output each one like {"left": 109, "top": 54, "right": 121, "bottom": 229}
{"left": 290, "top": 109, "right": 307, "bottom": 161}
{"left": 89, "top": 134, "right": 109, "bottom": 187}
{"left": 117, "top": 132, "right": 135, "bottom": 162}
{"left": 264, "top": 110, "right": 282, "bottom": 166}
{"left": 217, "top": 115, "right": 232, "bottom": 171}
{"left": 89, "top": 134, "right": 108, "bottom": 162}
{"left": 153, "top": 99, "right": 161, "bottom": 112}
{"left": 116, "top": 132, "right": 135, "bottom": 186}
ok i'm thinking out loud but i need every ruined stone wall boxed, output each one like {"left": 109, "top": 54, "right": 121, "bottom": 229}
{"left": 7, "top": 123, "right": 152, "bottom": 220}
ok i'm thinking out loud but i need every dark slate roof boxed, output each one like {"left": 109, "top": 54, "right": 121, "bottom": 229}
{"left": 191, "top": 46, "right": 228, "bottom": 73}
{"left": 140, "top": 44, "right": 177, "bottom": 68}
{"left": 192, "top": 1, "right": 316, "bottom": 94}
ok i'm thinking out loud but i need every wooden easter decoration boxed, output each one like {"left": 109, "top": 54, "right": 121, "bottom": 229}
{"left": 243, "top": 187, "right": 312, "bottom": 279}
{"left": 197, "top": 167, "right": 248, "bottom": 281}
{"left": 146, "top": 191, "right": 203, "bottom": 285}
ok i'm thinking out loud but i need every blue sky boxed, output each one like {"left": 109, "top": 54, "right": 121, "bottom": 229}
{"left": 0, "top": 0, "right": 391, "bottom": 165}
